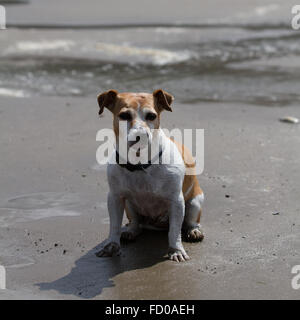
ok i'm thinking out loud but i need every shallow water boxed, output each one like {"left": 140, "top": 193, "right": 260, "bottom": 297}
{"left": 0, "top": 192, "right": 81, "bottom": 227}
{"left": 0, "top": 25, "right": 299, "bottom": 106}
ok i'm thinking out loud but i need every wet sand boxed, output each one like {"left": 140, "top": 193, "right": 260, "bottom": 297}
{"left": 0, "top": 96, "right": 299, "bottom": 299}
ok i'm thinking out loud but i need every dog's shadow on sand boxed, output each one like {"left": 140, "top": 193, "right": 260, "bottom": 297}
{"left": 37, "top": 230, "right": 168, "bottom": 299}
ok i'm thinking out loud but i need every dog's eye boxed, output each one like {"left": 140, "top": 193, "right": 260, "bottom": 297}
{"left": 145, "top": 113, "right": 157, "bottom": 121}
{"left": 118, "top": 112, "right": 132, "bottom": 121}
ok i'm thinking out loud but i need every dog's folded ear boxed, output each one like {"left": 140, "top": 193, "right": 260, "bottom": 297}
{"left": 97, "top": 89, "right": 118, "bottom": 116}
{"left": 153, "top": 89, "right": 174, "bottom": 112}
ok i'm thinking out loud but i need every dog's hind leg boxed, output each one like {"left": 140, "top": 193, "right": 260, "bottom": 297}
{"left": 121, "top": 201, "right": 142, "bottom": 241}
{"left": 182, "top": 193, "right": 204, "bottom": 242}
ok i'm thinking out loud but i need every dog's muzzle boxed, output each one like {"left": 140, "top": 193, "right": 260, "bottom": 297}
{"left": 127, "top": 128, "right": 150, "bottom": 149}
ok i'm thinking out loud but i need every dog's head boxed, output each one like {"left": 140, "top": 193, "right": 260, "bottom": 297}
{"left": 97, "top": 90, "right": 173, "bottom": 151}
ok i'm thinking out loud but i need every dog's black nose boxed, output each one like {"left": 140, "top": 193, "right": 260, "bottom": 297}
{"left": 128, "top": 135, "right": 141, "bottom": 147}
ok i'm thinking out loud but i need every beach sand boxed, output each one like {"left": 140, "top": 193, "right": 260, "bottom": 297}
{"left": 0, "top": 96, "right": 299, "bottom": 299}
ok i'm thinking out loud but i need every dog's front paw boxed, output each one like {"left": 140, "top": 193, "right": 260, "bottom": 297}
{"left": 95, "top": 242, "right": 120, "bottom": 257}
{"left": 168, "top": 248, "right": 190, "bottom": 262}
{"left": 185, "top": 226, "right": 204, "bottom": 242}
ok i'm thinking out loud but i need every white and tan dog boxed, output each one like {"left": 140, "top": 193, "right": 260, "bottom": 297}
{"left": 96, "top": 89, "right": 204, "bottom": 262}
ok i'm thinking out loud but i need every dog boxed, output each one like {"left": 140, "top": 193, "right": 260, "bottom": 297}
{"left": 96, "top": 89, "right": 204, "bottom": 262}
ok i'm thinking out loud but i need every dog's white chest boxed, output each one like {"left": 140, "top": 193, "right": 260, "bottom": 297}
{"left": 119, "top": 168, "right": 171, "bottom": 218}
{"left": 108, "top": 162, "right": 183, "bottom": 221}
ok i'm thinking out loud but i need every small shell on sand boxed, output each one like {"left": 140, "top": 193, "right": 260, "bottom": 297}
{"left": 279, "top": 116, "right": 299, "bottom": 124}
